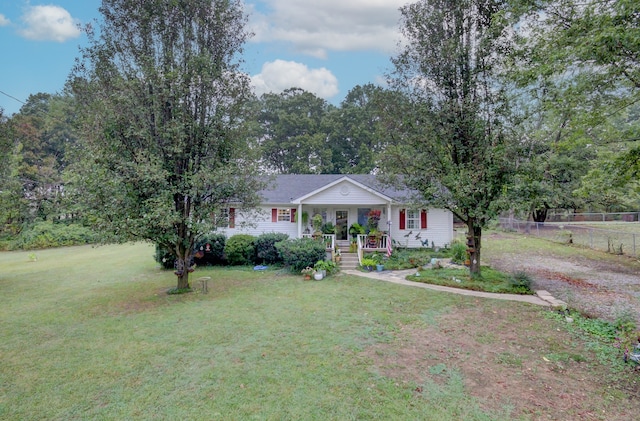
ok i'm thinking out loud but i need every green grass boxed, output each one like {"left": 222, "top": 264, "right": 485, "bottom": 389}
{"left": 407, "top": 266, "right": 534, "bottom": 294}
{"left": 0, "top": 243, "right": 514, "bottom": 420}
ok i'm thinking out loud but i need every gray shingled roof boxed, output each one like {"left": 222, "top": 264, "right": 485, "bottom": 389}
{"left": 258, "top": 174, "right": 413, "bottom": 204}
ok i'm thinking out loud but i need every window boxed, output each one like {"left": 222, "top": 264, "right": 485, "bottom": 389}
{"left": 406, "top": 209, "right": 420, "bottom": 229}
{"left": 271, "top": 208, "right": 296, "bottom": 223}
{"left": 277, "top": 208, "right": 291, "bottom": 222}
{"left": 215, "top": 208, "right": 230, "bottom": 227}
{"left": 400, "top": 209, "right": 427, "bottom": 230}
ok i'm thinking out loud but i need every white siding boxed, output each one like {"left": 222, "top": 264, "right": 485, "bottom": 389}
{"left": 388, "top": 207, "right": 453, "bottom": 248}
{"left": 303, "top": 180, "right": 387, "bottom": 205}
{"left": 217, "top": 203, "right": 453, "bottom": 250}
{"left": 220, "top": 206, "right": 299, "bottom": 238}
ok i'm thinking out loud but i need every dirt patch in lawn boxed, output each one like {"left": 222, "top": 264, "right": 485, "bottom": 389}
{"left": 364, "top": 232, "right": 640, "bottom": 419}
{"left": 363, "top": 301, "right": 640, "bottom": 420}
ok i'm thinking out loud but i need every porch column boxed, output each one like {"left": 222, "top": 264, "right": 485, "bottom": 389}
{"left": 386, "top": 203, "right": 392, "bottom": 229}
{"left": 297, "top": 203, "right": 303, "bottom": 238}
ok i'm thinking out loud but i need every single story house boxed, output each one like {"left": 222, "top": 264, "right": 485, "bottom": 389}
{"left": 221, "top": 174, "right": 454, "bottom": 257}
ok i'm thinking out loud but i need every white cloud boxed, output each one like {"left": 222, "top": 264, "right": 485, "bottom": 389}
{"left": 0, "top": 14, "right": 10, "bottom": 26}
{"left": 251, "top": 60, "right": 339, "bottom": 99}
{"left": 247, "top": 0, "right": 404, "bottom": 58}
{"left": 19, "top": 5, "right": 81, "bottom": 42}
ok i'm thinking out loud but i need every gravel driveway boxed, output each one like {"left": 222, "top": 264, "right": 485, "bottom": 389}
{"left": 484, "top": 232, "right": 640, "bottom": 325}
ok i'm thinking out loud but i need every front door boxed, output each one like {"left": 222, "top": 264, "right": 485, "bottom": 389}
{"left": 335, "top": 210, "right": 349, "bottom": 241}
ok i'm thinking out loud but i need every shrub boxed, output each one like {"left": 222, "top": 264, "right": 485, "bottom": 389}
{"left": 450, "top": 240, "right": 467, "bottom": 264}
{"left": 509, "top": 271, "right": 533, "bottom": 289}
{"left": 255, "top": 233, "right": 289, "bottom": 264}
{"left": 12, "top": 220, "right": 98, "bottom": 250}
{"left": 275, "top": 238, "right": 326, "bottom": 272}
{"left": 194, "top": 233, "right": 226, "bottom": 266}
{"left": 155, "top": 244, "right": 175, "bottom": 269}
{"left": 224, "top": 234, "right": 256, "bottom": 265}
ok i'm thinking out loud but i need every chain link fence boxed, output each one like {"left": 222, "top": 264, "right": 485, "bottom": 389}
{"left": 498, "top": 217, "right": 639, "bottom": 258}
{"left": 545, "top": 211, "right": 640, "bottom": 223}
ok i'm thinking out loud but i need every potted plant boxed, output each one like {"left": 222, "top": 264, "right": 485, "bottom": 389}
{"left": 348, "top": 223, "right": 365, "bottom": 239}
{"left": 301, "top": 266, "right": 315, "bottom": 280}
{"left": 371, "top": 252, "right": 384, "bottom": 271}
{"left": 367, "top": 228, "right": 382, "bottom": 248}
{"left": 315, "top": 259, "right": 338, "bottom": 277}
{"left": 371, "top": 252, "right": 384, "bottom": 272}
{"left": 312, "top": 214, "right": 324, "bottom": 238}
{"left": 367, "top": 209, "right": 381, "bottom": 231}
{"left": 295, "top": 211, "right": 309, "bottom": 231}
{"left": 360, "top": 257, "right": 376, "bottom": 272}
{"left": 322, "top": 221, "right": 335, "bottom": 234}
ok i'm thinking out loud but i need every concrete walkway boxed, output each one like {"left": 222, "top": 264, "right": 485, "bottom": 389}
{"left": 342, "top": 269, "right": 567, "bottom": 308}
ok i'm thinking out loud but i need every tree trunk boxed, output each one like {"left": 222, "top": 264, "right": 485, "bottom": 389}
{"left": 177, "top": 268, "right": 190, "bottom": 290}
{"left": 466, "top": 218, "right": 482, "bottom": 276}
{"left": 174, "top": 239, "right": 193, "bottom": 290}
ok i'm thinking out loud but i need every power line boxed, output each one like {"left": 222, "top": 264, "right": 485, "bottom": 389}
{"left": 0, "top": 90, "right": 26, "bottom": 107}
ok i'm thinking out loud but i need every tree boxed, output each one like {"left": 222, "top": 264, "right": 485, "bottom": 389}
{"left": 0, "top": 109, "right": 28, "bottom": 237}
{"left": 512, "top": 0, "right": 640, "bottom": 189}
{"left": 507, "top": 86, "right": 596, "bottom": 221}
{"left": 382, "top": 0, "right": 515, "bottom": 275}
{"left": 325, "top": 84, "right": 387, "bottom": 174}
{"left": 515, "top": 0, "right": 639, "bottom": 100}
{"left": 256, "top": 88, "right": 333, "bottom": 174}
{"left": 70, "top": 0, "right": 264, "bottom": 290}
{"left": 11, "top": 93, "right": 75, "bottom": 222}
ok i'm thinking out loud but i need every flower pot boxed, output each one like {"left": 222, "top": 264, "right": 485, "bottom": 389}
{"left": 304, "top": 275, "right": 311, "bottom": 280}
{"left": 314, "top": 272, "right": 324, "bottom": 281}
{"left": 376, "top": 264, "right": 384, "bottom": 272}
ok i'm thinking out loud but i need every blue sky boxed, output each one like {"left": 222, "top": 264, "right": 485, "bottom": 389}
{"left": 0, "top": 0, "right": 406, "bottom": 116}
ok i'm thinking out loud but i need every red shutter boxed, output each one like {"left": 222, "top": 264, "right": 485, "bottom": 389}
{"left": 399, "top": 209, "right": 406, "bottom": 230}
{"left": 291, "top": 208, "right": 297, "bottom": 223}
{"left": 229, "top": 208, "right": 235, "bottom": 228}
{"left": 272, "top": 208, "right": 278, "bottom": 222}
{"left": 421, "top": 210, "right": 428, "bottom": 229}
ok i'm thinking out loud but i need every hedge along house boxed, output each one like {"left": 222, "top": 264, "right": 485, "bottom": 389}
{"left": 222, "top": 174, "right": 454, "bottom": 263}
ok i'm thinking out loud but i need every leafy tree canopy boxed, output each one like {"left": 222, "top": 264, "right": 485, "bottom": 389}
{"left": 69, "top": 0, "right": 264, "bottom": 289}
{"left": 382, "top": 0, "right": 517, "bottom": 274}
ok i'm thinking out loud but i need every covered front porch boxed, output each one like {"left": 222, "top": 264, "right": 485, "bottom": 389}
{"left": 290, "top": 175, "right": 396, "bottom": 265}
{"left": 301, "top": 231, "right": 391, "bottom": 266}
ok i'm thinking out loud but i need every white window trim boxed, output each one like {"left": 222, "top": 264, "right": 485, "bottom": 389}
{"left": 406, "top": 209, "right": 420, "bottom": 230}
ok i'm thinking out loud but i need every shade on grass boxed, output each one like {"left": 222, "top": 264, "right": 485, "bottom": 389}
{"left": 0, "top": 243, "right": 514, "bottom": 420}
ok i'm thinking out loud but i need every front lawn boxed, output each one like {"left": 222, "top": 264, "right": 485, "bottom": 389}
{"left": 0, "top": 243, "right": 637, "bottom": 419}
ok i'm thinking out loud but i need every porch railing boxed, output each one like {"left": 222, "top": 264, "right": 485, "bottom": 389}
{"left": 302, "top": 233, "right": 335, "bottom": 251}
{"left": 356, "top": 234, "right": 390, "bottom": 265}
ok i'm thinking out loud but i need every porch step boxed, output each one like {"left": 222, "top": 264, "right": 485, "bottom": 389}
{"left": 338, "top": 252, "right": 359, "bottom": 270}
{"left": 336, "top": 241, "right": 353, "bottom": 254}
